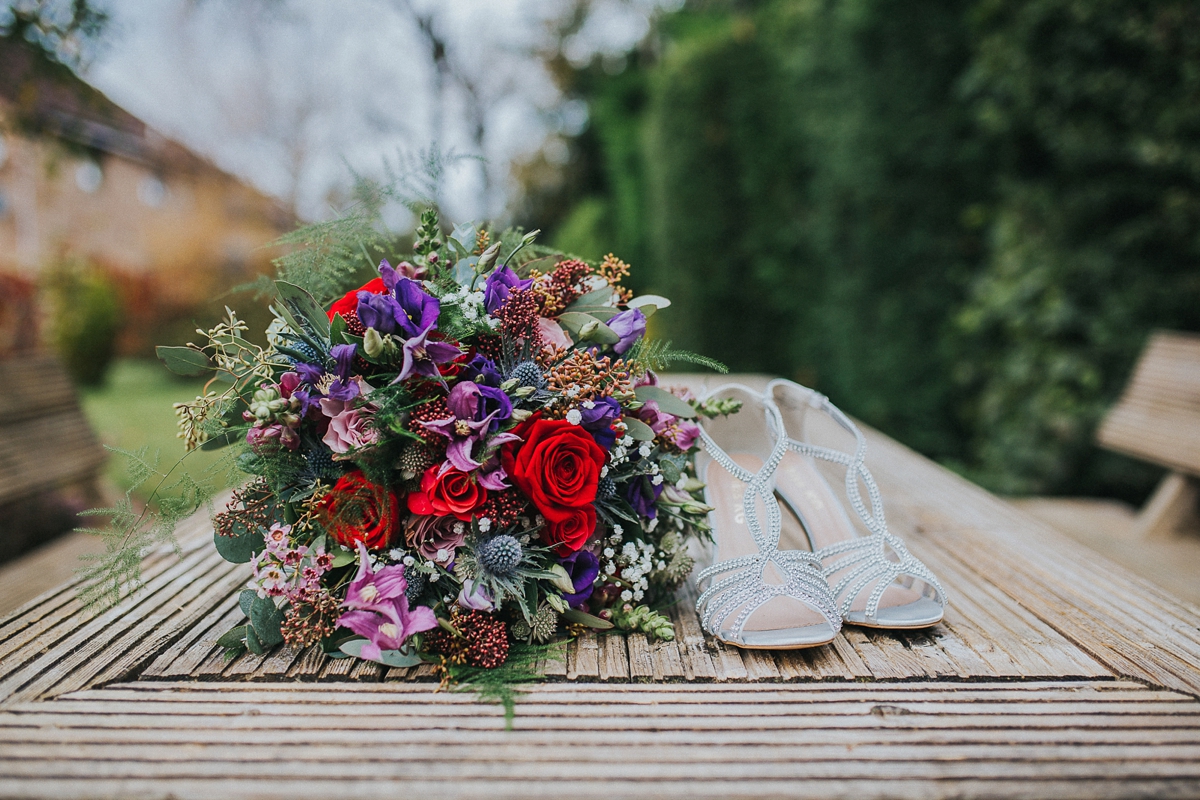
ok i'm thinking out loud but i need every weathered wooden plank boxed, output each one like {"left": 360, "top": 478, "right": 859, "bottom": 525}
{"left": 566, "top": 632, "right": 599, "bottom": 680}
{"left": 597, "top": 633, "right": 629, "bottom": 681}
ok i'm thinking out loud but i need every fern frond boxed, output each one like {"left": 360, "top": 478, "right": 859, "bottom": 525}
{"left": 624, "top": 339, "right": 728, "bottom": 376}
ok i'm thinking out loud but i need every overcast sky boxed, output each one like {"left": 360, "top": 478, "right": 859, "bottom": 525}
{"left": 82, "top": 0, "right": 675, "bottom": 226}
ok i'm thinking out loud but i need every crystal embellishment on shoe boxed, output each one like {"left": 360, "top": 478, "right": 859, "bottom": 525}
{"left": 766, "top": 379, "right": 947, "bottom": 629}
{"left": 693, "top": 384, "right": 841, "bottom": 649}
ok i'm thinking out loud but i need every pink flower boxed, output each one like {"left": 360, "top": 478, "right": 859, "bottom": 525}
{"left": 263, "top": 522, "right": 291, "bottom": 555}
{"left": 337, "top": 542, "right": 437, "bottom": 662}
{"left": 537, "top": 316, "right": 573, "bottom": 351}
{"left": 320, "top": 397, "right": 379, "bottom": 454}
{"left": 404, "top": 513, "right": 467, "bottom": 564}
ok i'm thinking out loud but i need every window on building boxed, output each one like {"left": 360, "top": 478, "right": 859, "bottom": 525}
{"left": 138, "top": 175, "right": 167, "bottom": 208}
{"left": 75, "top": 161, "right": 103, "bottom": 194}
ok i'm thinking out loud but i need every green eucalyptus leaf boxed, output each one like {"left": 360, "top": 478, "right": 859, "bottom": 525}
{"left": 245, "top": 626, "right": 265, "bottom": 655}
{"left": 567, "top": 286, "right": 617, "bottom": 309}
{"left": 628, "top": 294, "right": 671, "bottom": 311}
{"left": 635, "top": 385, "right": 698, "bottom": 418}
{"left": 250, "top": 595, "right": 285, "bottom": 647}
{"left": 331, "top": 548, "right": 356, "bottom": 568}
{"left": 338, "top": 637, "right": 368, "bottom": 659}
{"left": 214, "top": 525, "right": 259, "bottom": 564}
{"left": 622, "top": 417, "right": 656, "bottom": 441}
{"left": 239, "top": 589, "right": 257, "bottom": 619}
{"left": 155, "top": 346, "right": 211, "bottom": 376}
{"left": 216, "top": 625, "right": 249, "bottom": 649}
{"left": 377, "top": 648, "right": 425, "bottom": 668}
{"left": 562, "top": 305, "right": 619, "bottom": 321}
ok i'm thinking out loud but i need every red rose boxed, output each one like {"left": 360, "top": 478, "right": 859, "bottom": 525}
{"left": 544, "top": 505, "right": 597, "bottom": 555}
{"left": 502, "top": 418, "right": 604, "bottom": 553}
{"left": 317, "top": 470, "right": 399, "bottom": 550}
{"left": 327, "top": 277, "right": 387, "bottom": 321}
{"left": 407, "top": 464, "right": 488, "bottom": 521}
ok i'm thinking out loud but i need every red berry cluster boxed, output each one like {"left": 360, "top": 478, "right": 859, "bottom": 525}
{"left": 425, "top": 608, "right": 509, "bottom": 669}
{"left": 407, "top": 396, "right": 451, "bottom": 445}
{"left": 342, "top": 309, "right": 366, "bottom": 336}
{"left": 534, "top": 259, "right": 592, "bottom": 315}
{"left": 494, "top": 288, "right": 543, "bottom": 352}
{"left": 480, "top": 489, "right": 529, "bottom": 529}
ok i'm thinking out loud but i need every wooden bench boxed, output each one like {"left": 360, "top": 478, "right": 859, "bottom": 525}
{"left": 1098, "top": 330, "right": 1200, "bottom": 539}
{"left": 0, "top": 353, "right": 106, "bottom": 556}
{"left": 1, "top": 374, "right": 1199, "bottom": 798}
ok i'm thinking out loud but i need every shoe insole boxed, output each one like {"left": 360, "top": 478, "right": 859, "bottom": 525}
{"left": 775, "top": 451, "right": 925, "bottom": 613}
{"left": 703, "top": 453, "right": 828, "bottom": 631}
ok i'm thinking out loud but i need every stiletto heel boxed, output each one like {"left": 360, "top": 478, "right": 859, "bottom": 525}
{"left": 766, "top": 379, "right": 947, "bottom": 629}
{"left": 694, "top": 384, "right": 841, "bottom": 649}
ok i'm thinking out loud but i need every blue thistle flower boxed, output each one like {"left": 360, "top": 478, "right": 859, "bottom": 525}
{"left": 478, "top": 535, "right": 522, "bottom": 577}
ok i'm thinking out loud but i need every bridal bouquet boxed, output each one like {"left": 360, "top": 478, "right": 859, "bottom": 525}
{"left": 161, "top": 208, "right": 724, "bottom": 675}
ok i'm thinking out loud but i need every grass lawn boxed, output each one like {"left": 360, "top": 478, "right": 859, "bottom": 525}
{"left": 80, "top": 359, "right": 235, "bottom": 500}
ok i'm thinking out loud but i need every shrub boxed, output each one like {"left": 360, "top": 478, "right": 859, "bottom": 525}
{"left": 42, "top": 258, "right": 123, "bottom": 386}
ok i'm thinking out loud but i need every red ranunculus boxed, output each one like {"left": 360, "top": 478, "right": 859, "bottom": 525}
{"left": 317, "top": 470, "right": 399, "bottom": 550}
{"left": 407, "top": 464, "right": 488, "bottom": 522}
{"left": 502, "top": 417, "right": 604, "bottom": 554}
{"left": 327, "top": 277, "right": 387, "bottom": 321}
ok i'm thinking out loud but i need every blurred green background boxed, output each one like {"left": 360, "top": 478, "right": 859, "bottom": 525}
{"left": 524, "top": 0, "right": 1200, "bottom": 503}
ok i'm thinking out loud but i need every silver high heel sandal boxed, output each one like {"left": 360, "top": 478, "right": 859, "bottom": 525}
{"left": 766, "top": 378, "right": 947, "bottom": 629}
{"left": 694, "top": 384, "right": 841, "bottom": 649}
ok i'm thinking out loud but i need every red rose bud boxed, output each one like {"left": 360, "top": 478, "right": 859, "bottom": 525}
{"left": 407, "top": 464, "right": 489, "bottom": 522}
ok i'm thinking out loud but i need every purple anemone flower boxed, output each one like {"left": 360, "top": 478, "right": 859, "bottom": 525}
{"left": 393, "top": 325, "right": 462, "bottom": 384}
{"left": 626, "top": 475, "right": 664, "bottom": 520}
{"left": 483, "top": 265, "right": 532, "bottom": 314}
{"left": 606, "top": 308, "right": 647, "bottom": 354}
{"left": 558, "top": 549, "right": 600, "bottom": 608}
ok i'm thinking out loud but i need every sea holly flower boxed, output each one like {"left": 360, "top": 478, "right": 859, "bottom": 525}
{"left": 483, "top": 265, "right": 532, "bottom": 314}
{"left": 606, "top": 308, "right": 646, "bottom": 354}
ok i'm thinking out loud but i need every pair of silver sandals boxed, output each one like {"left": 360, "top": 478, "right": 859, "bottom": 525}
{"left": 694, "top": 379, "right": 947, "bottom": 649}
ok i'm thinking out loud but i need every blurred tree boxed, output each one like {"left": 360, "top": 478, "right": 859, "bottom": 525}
{"left": 0, "top": 0, "right": 108, "bottom": 68}
{"left": 42, "top": 258, "right": 122, "bottom": 386}
{"left": 954, "top": 0, "right": 1200, "bottom": 497}
{"left": 533, "top": 0, "right": 1200, "bottom": 499}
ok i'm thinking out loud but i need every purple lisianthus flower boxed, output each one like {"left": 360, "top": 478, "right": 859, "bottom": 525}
{"left": 483, "top": 265, "right": 532, "bottom": 314}
{"left": 355, "top": 291, "right": 405, "bottom": 336}
{"left": 558, "top": 549, "right": 600, "bottom": 608}
{"left": 580, "top": 396, "right": 622, "bottom": 449}
{"left": 392, "top": 277, "right": 440, "bottom": 338}
{"left": 457, "top": 579, "right": 495, "bottom": 611}
{"left": 606, "top": 308, "right": 646, "bottom": 354}
{"left": 626, "top": 475, "right": 664, "bottom": 520}
{"left": 462, "top": 353, "right": 503, "bottom": 387}
{"left": 393, "top": 324, "right": 462, "bottom": 384}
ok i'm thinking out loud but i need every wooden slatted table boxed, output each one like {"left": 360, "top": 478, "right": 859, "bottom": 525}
{"left": 2, "top": 375, "right": 1200, "bottom": 799}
